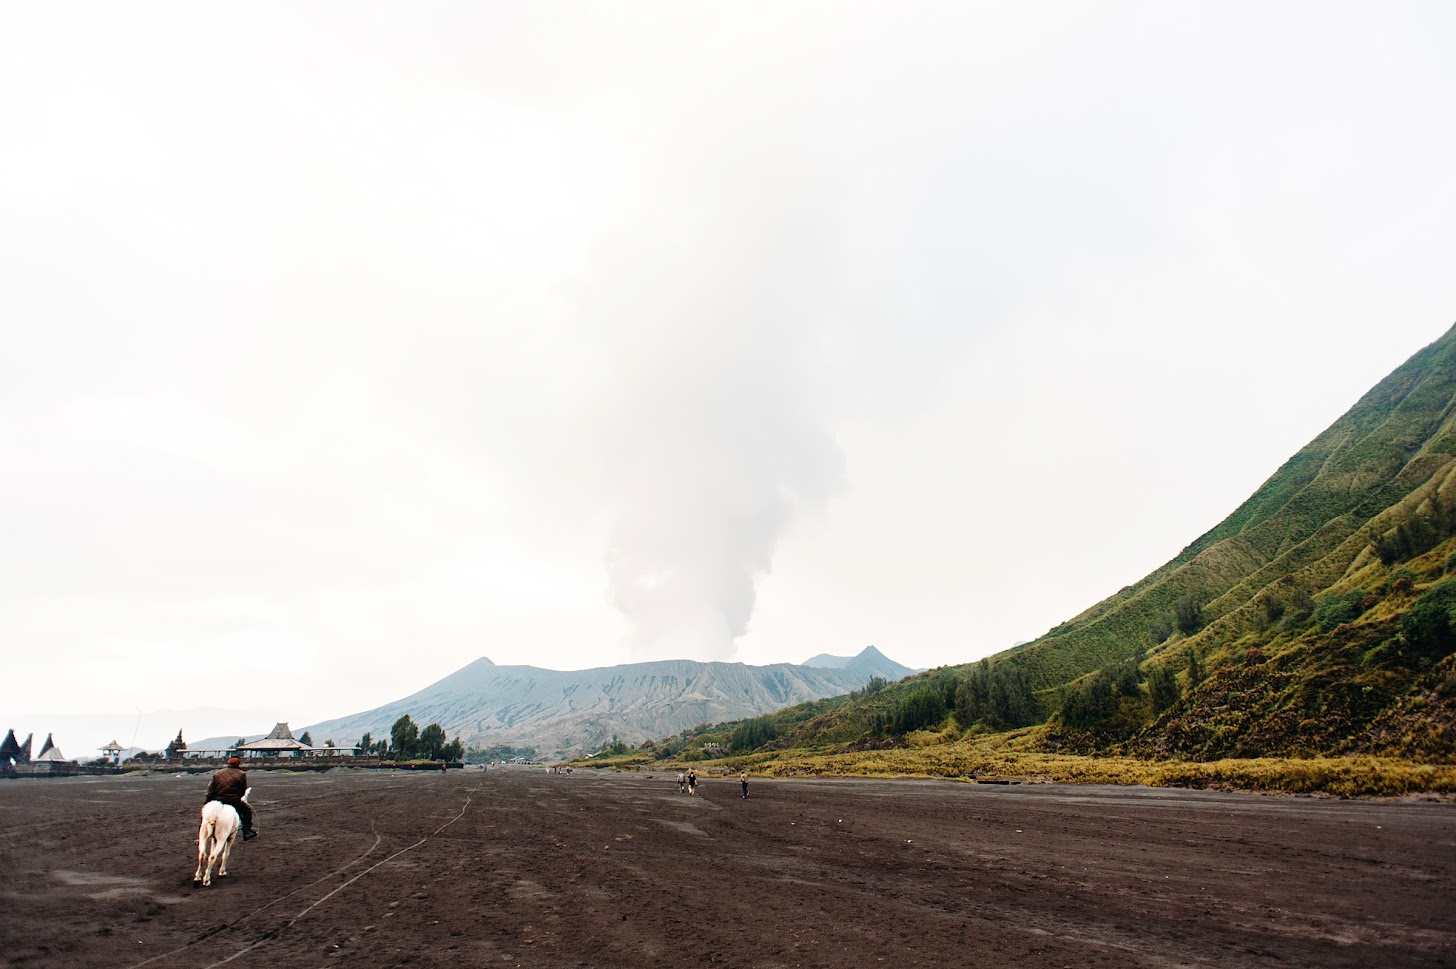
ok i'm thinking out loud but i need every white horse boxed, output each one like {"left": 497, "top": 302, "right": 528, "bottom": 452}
{"left": 193, "top": 787, "right": 250, "bottom": 887}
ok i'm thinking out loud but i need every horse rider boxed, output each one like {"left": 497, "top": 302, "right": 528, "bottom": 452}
{"left": 206, "top": 756, "right": 257, "bottom": 841}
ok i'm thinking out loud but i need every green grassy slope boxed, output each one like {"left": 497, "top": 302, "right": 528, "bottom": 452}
{"left": 1010, "top": 325, "right": 1456, "bottom": 691}
{"left": 612, "top": 324, "right": 1456, "bottom": 783}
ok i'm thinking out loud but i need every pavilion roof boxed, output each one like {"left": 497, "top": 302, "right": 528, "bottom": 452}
{"left": 33, "top": 744, "right": 71, "bottom": 763}
{"left": 238, "top": 722, "right": 308, "bottom": 750}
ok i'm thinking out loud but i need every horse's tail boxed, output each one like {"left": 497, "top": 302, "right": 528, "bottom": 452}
{"left": 198, "top": 805, "right": 220, "bottom": 855}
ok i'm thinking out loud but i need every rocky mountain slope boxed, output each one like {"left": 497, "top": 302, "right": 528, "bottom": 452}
{"left": 303, "top": 646, "right": 913, "bottom": 758}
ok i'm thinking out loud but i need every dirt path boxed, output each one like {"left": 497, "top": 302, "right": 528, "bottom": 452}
{"left": 1, "top": 768, "right": 1452, "bottom": 968}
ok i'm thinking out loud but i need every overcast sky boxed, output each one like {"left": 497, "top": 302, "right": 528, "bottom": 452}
{"left": 3, "top": 3, "right": 1453, "bottom": 756}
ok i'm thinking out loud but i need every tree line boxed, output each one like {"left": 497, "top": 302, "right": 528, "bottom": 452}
{"left": 858, "top": 659, "right": 1042, "bottom": 738}
{"left": 355, "top": 715, "right": 464, "bottom": 762}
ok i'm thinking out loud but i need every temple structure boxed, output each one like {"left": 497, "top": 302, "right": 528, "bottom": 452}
{"left": 237, "top": 722, "right": 311, "bottom": 757}
{"left": 31, "top": 741, "right": 74, "bottom": 769}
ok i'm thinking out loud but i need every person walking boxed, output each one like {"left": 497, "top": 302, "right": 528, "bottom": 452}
{"left": 687, "top": 769, "right": 697, "bottom": 796}
{"left": 205, "top": 756, "right": 257, "bottom": 841}
{"left": 676, "top": 769, "right": 687, "bottom": 794}
{"left": 740, "top": 770, "right": 750, "bottom": 799}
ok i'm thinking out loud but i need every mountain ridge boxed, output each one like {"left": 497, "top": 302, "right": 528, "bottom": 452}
{"left": 302, "top": 647, "right": 915, "bottom": 758}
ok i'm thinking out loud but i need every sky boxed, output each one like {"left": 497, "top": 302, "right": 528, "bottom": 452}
{"left": 3, "top": 3, "right": 1454, "bottom": 758}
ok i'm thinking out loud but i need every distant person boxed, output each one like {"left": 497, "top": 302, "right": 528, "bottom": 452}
{"left": 677, "top": 769, "right": 687, "bottom": 794}
{"left": 687, "top": 769, "right": 697, "bottom": 796}
{"left": 740, "top": 770, "right": 750, "bottom": 799}
{"left": 205, "top": 756, "right": 256, "bottom": 841}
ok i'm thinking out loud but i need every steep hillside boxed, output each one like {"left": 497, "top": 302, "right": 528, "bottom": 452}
{"left": 303, "top": 647, "right": 913, "bottom": 758}
{"left": 628, "top": 323, "right": 1456, "bottom": 773}
{"left": 1012, "top": 324, "right": 1456, "bottom": 693}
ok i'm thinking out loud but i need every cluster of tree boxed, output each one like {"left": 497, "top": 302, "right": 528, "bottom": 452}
{"left": 1257, "top": 582, "right": 1367, "bottom": 635}
{"left": 464, "top": 744, "right": 537, "bottom": 764}
{"left": 1060, "top": 663, "right": 1134, "bottom": 730}
{"left": 1145, "top": 664, "right": 1180, "bottom": 715}
{"left": 355, "top": 732, "right": 389, "bottom": 757}
{"left": 1147, "top": 595, "right": 1202, "bottom": 644}
{"left": 598, "top": 734, "right": 630, "bottom": 756}
{"left": 1402, "top": 576, "right": 1456, "bottom": 661}
{"left": 849, "top": 676, "right": 888, "bottom": 700}
{"left": 649, "top": 725, "right": 712, "bottom": 761}
{"left": 1148, "top": 616, "right": 1173, "bottom": 644}
{"left": 729, "top": 715, "right": 779, "bottom": 752}
{"left": 1174, "top": 595, "right": 1202, "bottom": 635}
{"left": 1059, "top": 648, "right": 1202, "bottom": 730}
{"left": 951, "top": 658, "right": 1039, "bottom": 730}
{"left": 354, "top": 716, "right": 464, "bottom": 762}
{"left": 884, "top": 685, "right": 947, "bottom": 734}
{"left": 857, "top": 662, "right": 1041, "bottom": 739}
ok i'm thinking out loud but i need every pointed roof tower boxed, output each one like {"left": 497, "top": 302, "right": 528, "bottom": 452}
{"left": 37, "top": 733, "right": 55, "bottom": 757}
{"left": 0, "top": 729, "right": 19, "bottom": 765}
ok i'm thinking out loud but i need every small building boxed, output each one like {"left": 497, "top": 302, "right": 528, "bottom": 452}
{"left": 30, "top": 742, "right": 76, "bottom": 771}
{"left": 238, "top": 722, "right": 310, "bottom": 758}
{"left": 99, "top": 740, "right": 125, "bottom": 765}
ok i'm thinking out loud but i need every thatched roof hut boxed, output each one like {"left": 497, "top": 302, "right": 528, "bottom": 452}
{"left": 238, "top": 722, "right": 310, "bottom": 755}
{"left": 32, "top": 742, "right": 73, "bottom": 765}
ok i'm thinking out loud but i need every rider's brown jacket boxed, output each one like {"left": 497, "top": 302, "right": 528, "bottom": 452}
{"left": 205, "top": 767, "right": 247, "bottom": 803}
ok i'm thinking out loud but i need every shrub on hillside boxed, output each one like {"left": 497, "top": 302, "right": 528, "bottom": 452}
{"left": 730, "top": 716, "right": 780, "bottom": 752}
{"left": 1174, "top": 596, "right": 1202, "bottom": 635}
{"left": 1186, "top": 650, "right": 1204, "bottom": 686}
{"left": 1059, "top": 669, "right": 1118, "bottom": 730}
{"left": 1148, "top": 617, "right": 1173, "bottom": 644}
{"left": 1114, "top": 654, "right": 1143, "bottom": 697}
{"left": 891, "top": 686, "right": 947, "bottom": 734}
{"left": 1279, "top": 587, "right": 1317, "bottom": 630}
{"left": 1313, "top": 588, "right": 1367, "bottom": 632}
{"left": 1402, "top": 578, "right": 1456, "bottom": 660}
{"left": 1372, "top": 509, "right": 1452, "bottom": 566}
{"left": 953, "top": 659, "right": 1039, "bottom": 730}
{"left": 852, "top": 676, "right": 888, "bottom": 700}
{"left": 1261, "top": 594, "right": 1286, "bottom": 626}
{"left": 1147, "top": 665, "right": 1180, "bottom": 714}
